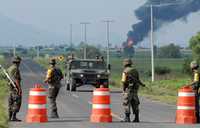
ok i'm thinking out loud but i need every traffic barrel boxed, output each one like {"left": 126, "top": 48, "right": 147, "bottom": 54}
{"left": 176, "top": 85, "right": 196, "bottom": 124}
{"left": 26, "top": 84, "right": 48, "bottom": 123}
{"left": 90, "top": 86, "right": 112, "bottom": 123}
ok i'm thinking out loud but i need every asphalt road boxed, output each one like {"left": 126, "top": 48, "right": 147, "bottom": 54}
{"left": 9, "top": 59, "right": 200, "bottom": 128}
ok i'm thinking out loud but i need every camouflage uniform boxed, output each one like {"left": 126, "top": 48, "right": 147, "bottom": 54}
{"left": 190, "top": 61, "right": 200, "bottom": 123}
{"left": 45, "top": 59, "right": 63, "bottom": 118}
{"left": 121, "top": 59, "right": 145, "bottom": 122}
{"left": 7, "top": 56, "right": 22, "bottom": 121}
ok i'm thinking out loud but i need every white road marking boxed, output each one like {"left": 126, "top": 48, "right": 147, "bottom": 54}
{"left": 72, "top": 94, "right": 79, "bottom": 98}
{"left": 111, "top": 113, "right": 123, "bottom": 121}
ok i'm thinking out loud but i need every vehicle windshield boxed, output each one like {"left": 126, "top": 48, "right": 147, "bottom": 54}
{"left": 70, "top": 61, "right": 106, "bottom": 69}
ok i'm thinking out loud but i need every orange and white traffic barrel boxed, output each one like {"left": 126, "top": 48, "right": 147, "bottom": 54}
{"left": 26, "top": 84, "right": 48, "bottom": 123}
{"left": 176, "top": 85, "right": 196, "bottom": 124}
{"left": 90, "top": 87, "right": 112, "bottom": 123}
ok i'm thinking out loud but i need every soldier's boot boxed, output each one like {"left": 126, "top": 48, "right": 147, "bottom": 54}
{"left": 11, "top": 112, "right": 21, "bottom": 122}
{"left": 122, "top": 113, "right": 130, "bottom": 122}
{"left": 8, "top": 111, "right": 13, "bottom": 121}
{"left": 50, "top": 110, "right": 59, "bottom": 118}
{"left": 133, "top": 110, "right": 140, "bottom": 123}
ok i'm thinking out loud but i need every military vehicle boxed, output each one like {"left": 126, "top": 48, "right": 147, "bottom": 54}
{"left": 65, "top": 59, "right": 110, "bottom": 91}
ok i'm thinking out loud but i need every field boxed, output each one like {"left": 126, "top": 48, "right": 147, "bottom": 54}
{"left": 109, "top": 50, "right": 191, "bottom": 104}
{"left": 0, "top": 56, "right": 8, "bottom": 128}
{"left": 34, "top": 50, "right": 192, "bottom": 104}
{"left": 109, "top": 49, "right": 189, "bottom": 85}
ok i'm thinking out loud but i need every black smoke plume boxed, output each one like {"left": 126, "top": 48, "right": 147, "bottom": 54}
{"left": 128, "top": 0, "right": 200, "bottom": 45}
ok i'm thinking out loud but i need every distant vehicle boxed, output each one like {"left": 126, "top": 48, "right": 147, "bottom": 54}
{"left": 65, "top": 59, "right": 110, "bottom": 91}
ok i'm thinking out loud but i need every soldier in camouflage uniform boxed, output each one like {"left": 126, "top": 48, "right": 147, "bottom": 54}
{"left": 7, "top": 56, "right": 22, "bottom": 121}
{"left": 45, "top": 59, "right": 63, "bottom": 118}
{"left": 190, "top": 61, "right": 200, "bottom": 123}
{"left": 121, "top": 58, "right": 145, "bottom": 122}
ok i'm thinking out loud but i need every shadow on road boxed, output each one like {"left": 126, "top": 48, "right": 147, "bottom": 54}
{"left": 111, "top": 120, "right": 174, "bottom": 124}
{"left": 48, "top": 119, "right": 87, "bottom": 123}
{"left": 61, "top": 116, "right": 89, "bottom": 119}
{"left": 77, "top": 90, "right": 93, "bottom": 92}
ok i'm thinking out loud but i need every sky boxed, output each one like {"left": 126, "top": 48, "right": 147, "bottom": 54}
{"left": 0, "top": 0, "right": 199, "bottom": 47}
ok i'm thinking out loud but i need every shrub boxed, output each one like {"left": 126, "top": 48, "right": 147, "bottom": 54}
{"left": 182, "top": 58, "right": 192, "bottom": 75}
{"left": 155, "top": 66, "right": 171, "bottom": 75}
{"left": 158, "top": 43, "right": 181, "bottom": 58}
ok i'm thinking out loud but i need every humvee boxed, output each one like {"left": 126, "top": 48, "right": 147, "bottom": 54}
{"left": 65, "top": 59, "right": 110, "bottom": 91}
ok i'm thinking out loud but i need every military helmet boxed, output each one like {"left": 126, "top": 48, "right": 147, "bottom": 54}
{"left": 123, "top": 58, "right": 132, "bottom": 66}
{"left": 190, "top": 61, "right": 199, "bottom": 69}
{"left": 12, "top": 56, "right": 21, "bottom": 63}
{"left": 49, "top": 58, "right": 56, "bottom": 65}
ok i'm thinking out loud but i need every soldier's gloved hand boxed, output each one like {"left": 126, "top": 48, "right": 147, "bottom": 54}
{"left": 142, "top": 83, "right": 146, "bottom": 87}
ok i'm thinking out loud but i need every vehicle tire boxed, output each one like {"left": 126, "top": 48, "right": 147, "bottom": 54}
{"left": 70, "top": 78, "right": 76, "bottom": 91}
{"left": 102, "top": 79, "right": 109, "bottom": 88}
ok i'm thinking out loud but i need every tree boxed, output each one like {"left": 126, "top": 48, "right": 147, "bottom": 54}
{"left": 158, "top": 43, "right": 181, "bottom": 58}
{"left": 189, "top": 32, "right": 200, "bottom": 62}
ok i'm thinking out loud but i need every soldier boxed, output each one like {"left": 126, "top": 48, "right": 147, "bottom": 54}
{"left": 96, "top": 55, "right": 100, "bottom": 60}
{"left": 190, "top": 61, "right": 200, "bottom": 123}
{"left": 45, "top": 59, "right": 63, "bottom": 118}
{"left": 100, "top": 56, "right": 104, "bottom": 62}
{"left": 121, "top": 58, "right": 145, "bottom": 122}
{"left": 7, "top": 56, "right": 22, "bottom": 121}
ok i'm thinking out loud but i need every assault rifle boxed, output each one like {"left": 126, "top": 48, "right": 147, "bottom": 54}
{"left": 0, "top": 64, "right": 19, "bottom": 93}
{"left": 127, "top": 74, "right": 145, "bottom": 87}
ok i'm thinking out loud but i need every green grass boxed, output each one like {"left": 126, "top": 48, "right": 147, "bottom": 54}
{"left": 34, "top": 57, "right": 65, "bottom": 71}
{"left": 109, "top": 56, "right": 191, "bottom": 104}
{"left": 0, "top": 56, "right": 8, "bottom": 128}
{"left": 34, "top": 57, "right": 49, "bottom": 69}
{"left": 140, "top": 79, "right": 190, "bottom": 104}
{"left": 109, "top": 57, "right": 188, "bottom": 85}
{"left": 0, "top": 80, "right": 8, "bottom": 128}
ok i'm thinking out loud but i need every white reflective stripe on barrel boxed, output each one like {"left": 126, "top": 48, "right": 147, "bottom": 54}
{"left": 93, "top": 91, "right": 110, "bottom": 96}
{"left": 178, "top": 92, "right": 195, "bottom": 97}
{"left": 28, "top": 104, "right": 47, "bottom": 109}
{"left": 29, "top": 91, "right": 46, "bottom": 96}
{"left": 92, "top": 104, "right": 110, "bottom": 109}
{"left": 177, "top": 106, "right": 195, "bottom": 110}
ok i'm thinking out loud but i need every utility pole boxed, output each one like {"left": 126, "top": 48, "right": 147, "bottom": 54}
{"left": 148, "top": 2, "right": 183, "bottom": 82}
{"left": 70, "top": 24, "right": 73, "bottom": 48}
{"left": 102, "top": 20, "right": 114, "bottom": 68}
{"left": 80, "top": 22, "right": 90, "bottom": 59}
{"left": 37, "top": 46, "right": 40, "bottom": 59}
{"left": 13, "top": 45, "right": 16, "bottom": 57}
{"left": 150, "top": 5, "right": 155, "bottom": 82}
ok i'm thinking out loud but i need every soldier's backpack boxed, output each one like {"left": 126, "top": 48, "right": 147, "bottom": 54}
{"left": 51, "top": 68, "right": 63, "bottom": 82}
